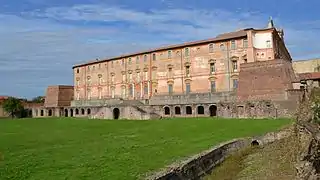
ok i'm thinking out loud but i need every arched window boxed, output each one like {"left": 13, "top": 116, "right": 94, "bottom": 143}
{"left": 197, "top": 106, "right": 204, "bottom": 115}
{"left": 175, "top": 107, "right": 181, "bottom": 115}
{"left": 186, "top": 106, "right": 192, "bottom": 115}
{"left": 164, "top": 107, "right": 170, "bottom": 115}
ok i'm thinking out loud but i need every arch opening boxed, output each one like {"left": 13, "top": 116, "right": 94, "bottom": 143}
{"left": 40, "top": 110, "right": 44, "bottom": 116}
{"left": 209, "top": 105, "right": 217, "bottom": 117}
{"left": 164, "top": 106, "right": 170, "bottom": 115}
{"left": 87, "top": 109, "right": 91, "bottom": 115}
{"left": 175, "top": 107, "right": 181, "bottom": 115}
{"left": 28, "top": 110, "right": 32, "bottom": 117}
{"left": 81, "top": 108, "right": 85, "bottom": 115}
{"left": 113, "top": 108, "right": 120, "bottom": 119}
{"left": 251, "top": 140, "right": 260, "bottom": 147}
{"left": 48, "top": 109, "right": 53, "bottom": 116}
{"left": 197, "top": 106, "right": 204, "bottom": 115}
{"left": 75, "top": 108, "right": 79, "bottom": 115}
{"left": 186, "top": 106, "right": 192, "bottom": 115}
{"left": 70, "top": 109, "right": 74, "bottom": 117}
{"left": 64, "top": 109, "right": 68, "bottom": 117}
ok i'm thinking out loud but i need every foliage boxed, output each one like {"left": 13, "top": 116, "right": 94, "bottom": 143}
{"left": 31, "top": 96, "right": 45, "bottom": 103}
{"left": 2, "top": 97, "right": 24, "bottom": 118}
{"left": 310, "top": 88, "right": 320, "bottom": 123}
{"left": 0, "top": 117, "right": 292, "bottom": 180}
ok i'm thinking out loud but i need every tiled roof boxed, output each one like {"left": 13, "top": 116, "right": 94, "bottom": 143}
{"left": 72, "top": 28, "right": 257, "bottom": 68}
{"left": 0, "top": 96, "right": 8, "bottom": 100}
{"left": 298, "top": 72, "right": 320, "bottom": 81}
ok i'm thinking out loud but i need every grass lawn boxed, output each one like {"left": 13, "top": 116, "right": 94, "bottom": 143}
{"left": 0, "top": 117, "right": 292, "bottom": 180}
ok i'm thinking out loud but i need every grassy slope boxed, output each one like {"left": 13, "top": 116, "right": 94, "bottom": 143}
{"left": 0, "top": 117, "right": 291, "bottom": 180}
{"left": 207, "top": 133, "right": 298, "bottom": 180}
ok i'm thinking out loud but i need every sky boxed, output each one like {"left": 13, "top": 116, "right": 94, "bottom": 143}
{"left": 1, "top": 0, "right": 320, "bottom": 99}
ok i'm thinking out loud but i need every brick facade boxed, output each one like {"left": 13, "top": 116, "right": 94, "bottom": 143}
{"left": 237, "top": 59, "right": 298, "bottom": 101}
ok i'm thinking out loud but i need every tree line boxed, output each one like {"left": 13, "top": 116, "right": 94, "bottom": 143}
{"left": 1, "top": 96, "right": 45, "bottom": 119}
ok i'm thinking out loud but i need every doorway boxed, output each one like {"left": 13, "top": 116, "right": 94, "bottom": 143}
{"left": 209, "top": 105, "right": 217, "bottom": 117}
{"left": 113, "top": 108, "right": 120, "bottom": 119}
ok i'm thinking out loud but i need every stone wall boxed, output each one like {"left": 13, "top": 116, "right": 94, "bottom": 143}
{"left": 0, "top": 105, "right": 8, "bottom": 117}
{"left": 146, "top": 127, "right": 292, "bottom": 180}
{"left": 149, "top": 91, "right": 236, "bottom": 105}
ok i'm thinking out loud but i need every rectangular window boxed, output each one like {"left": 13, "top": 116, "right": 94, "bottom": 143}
{"left": 77, "top": 69, "right": 80, "bottom": 73}
{"left": 152, "top": 53, "right": 156, "bottom": 61}
{"left": 186, "top": 66, "right": 190, "bottom": 77}
{"left": 129, "top": 85, "right": 133, "bottom": 96}
{"left": 144, "top": 84, "right": 148, "bottom": 95}
{"left": 144, "top": 55, "right": 147, "bottom": 62}
{"left": 144, "top": 71, "right": 148, "bottom": 80}
{"left": 137, "top": 72, "right": 141, "bottom": 82}
{"left": 233, "top": 79, "right": 239, "bottom": 89}
{"left": 98, "top": 88, "right": 102, "bottom": 99}
{"left": 210, "top": 63, "right": 215, "bottom": 74}
{"left": 87, "top": 90, "right": 91, "bottom": 100}
{"left": 232, "top": 61, "right": 238, "bottom": 72}
{"left": 98, "top": 76, "right": 102, "bottom": 85}
{"left": 186, "top": 83, "right": 191, "bottom": 94}
{"left": 76, "top": 80, "right": 80, "bottom": 86}
{"left": 122, "top": 74, "right": 126, "bottom": 82}
{"left": 129, "top": 73, "right": 133, "bottom": 82}
{"left": 128, "top": 58, "right": 132, "bottom": 65}
{"left": 152, "top": 70, "right": 157, "bottom": 80}
{"left": 111, "top": 75, "right": 115, "bottom": 83}
{"left": 168, "top": 84, "right": 173, "bottom": 94}
{"left": 76, "top": 91, "right": 80, "bottom": 100}
{"left": 243, "top": 38, "right": 248, "bottom": 48}
{"left": 168, "top": 68, "right": 173, "bottom": 78}
{"left": 121, "top": 59, "right": 125, "bottom": 66}
{"left": 111, "top": 88, "right": 115, "bottom": 98}
{"left": 220, "top": 44, "right": 225, "bottom": 51}
{"left": 266, "top": 40, "right": 271, "bottom": 48}
{"left": 185, "top": 47, "right": 189, "bottom": 57}
{"left": 209, "top": 44, "right": 214, "bottom": 53}
{"left": 121, "top": 86, "right": 126, "bottom": 98}
{"left": 111, "top": 61, "right": 114, "bottom": 68}
{"left": 136, "top": 56, "right": 139, "bottom": 64}
{"left": 168, "top": 50, "right": 172, "bottom": 59}
{"left": 231, "top": 40, "right": 236, "bottom": 50}
{"left": 211, "top": 81, "right": 216, "bottom": 93}
{"left": 87, "top": 78, "right": 91, "bottom": 86}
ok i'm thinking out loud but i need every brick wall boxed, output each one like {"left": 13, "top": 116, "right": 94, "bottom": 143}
{"left": 237, "top": 59, "right": 298, "bottom": 101}
{"left": 44, "top": 85, "right": 74, "bottom": 107}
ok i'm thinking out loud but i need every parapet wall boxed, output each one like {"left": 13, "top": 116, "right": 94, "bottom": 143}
{"left": 237, "top": 59, "right": 298, "bottom": 101}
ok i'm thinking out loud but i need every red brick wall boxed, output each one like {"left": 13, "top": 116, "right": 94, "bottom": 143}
{"left": 44, "top": 85, "right": 74, "bottom": 107}
{"left": 237, "top": 59, "right": 298, "bottom": 101}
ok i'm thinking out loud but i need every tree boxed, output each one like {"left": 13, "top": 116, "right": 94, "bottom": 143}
{"left": 2, "top": 97, "right": 24, "bottom": 118}
{"left": 31, "top": 96, "right": 45, "bottom": 103}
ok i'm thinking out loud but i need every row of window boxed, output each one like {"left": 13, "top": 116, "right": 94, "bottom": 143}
{"left": 76, "top": 60, "right": 239, "bottom": 87}
{"left": 75, "top": 39, "right": 250, "bottom": 74}
{"left": 77, "top": 78, "right": 239, "bottom": 100}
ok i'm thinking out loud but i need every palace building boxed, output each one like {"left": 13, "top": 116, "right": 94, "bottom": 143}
{"left": 72, "top": 18, "right": 290, "bottom": 101}
{"left": 24, "top": 18, "right": 307, "bottom": 120}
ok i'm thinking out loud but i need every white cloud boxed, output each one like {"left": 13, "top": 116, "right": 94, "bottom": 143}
{"left": 1, "top": 4, "right": 320, "bottom": 98}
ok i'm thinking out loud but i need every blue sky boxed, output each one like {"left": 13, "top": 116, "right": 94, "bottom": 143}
{"left": 1, "top": 0, "right": 320, "bottom": 99}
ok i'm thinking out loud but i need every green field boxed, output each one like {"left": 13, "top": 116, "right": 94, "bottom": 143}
{"left": 0, "top": 117, "right": 292, "bottom": 180}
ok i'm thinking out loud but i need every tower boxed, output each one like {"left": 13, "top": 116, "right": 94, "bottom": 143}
{"left": 267, "top": 16, "right": 274, "bottom": 28}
